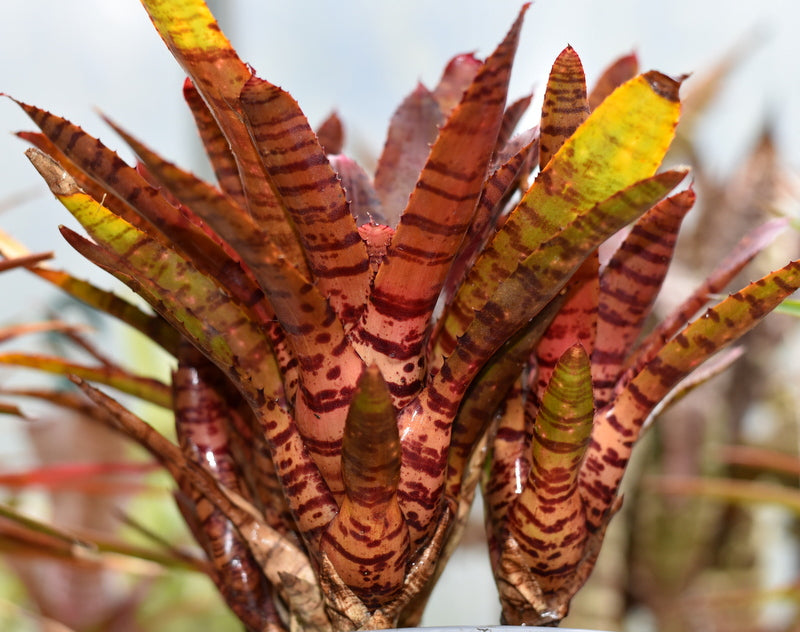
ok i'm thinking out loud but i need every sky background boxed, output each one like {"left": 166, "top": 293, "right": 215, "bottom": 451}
{"left": 0, "top": 0, "right": 799, "bottom": 627}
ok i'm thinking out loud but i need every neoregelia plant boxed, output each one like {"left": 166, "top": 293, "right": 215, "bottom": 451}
{"left": 1, "top": 0, "right": 798, "bottom": 629}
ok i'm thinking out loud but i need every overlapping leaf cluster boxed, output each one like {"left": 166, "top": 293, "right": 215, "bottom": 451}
{"left": 1, "top": 1, "right": 798, "bottom": 629}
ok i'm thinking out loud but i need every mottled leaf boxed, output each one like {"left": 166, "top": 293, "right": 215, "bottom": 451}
{"left": 436, "top": 71, "right": 683, "bottom": 361}
{"left": 582, "top": 259, "right": 800, "bottom": 529}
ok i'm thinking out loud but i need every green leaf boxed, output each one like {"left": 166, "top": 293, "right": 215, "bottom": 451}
{"left": 436, "top": 70, "right": 683, "bottom": 362}
{"left": 507, "top": 344, "right": 593, "bottom": 591}
{"left": 320, "top": 365, "right": 409, "bottom": 608}
{"left": 0, "top": 352, "right": 171, "bottom": 408}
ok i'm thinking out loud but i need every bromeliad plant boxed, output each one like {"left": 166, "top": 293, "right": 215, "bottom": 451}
{"left": 1, "top": 0, "right": 799, "bottom": 629}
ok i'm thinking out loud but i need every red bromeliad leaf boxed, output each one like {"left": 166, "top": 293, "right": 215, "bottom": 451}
{"left": 507, "top": 344, "right": 593, "bottom": 592}
{"left": 29, "top": 150, "right": 339, "bottom": 544}
{"left": 329, "top": 154, "right": 385, "bottom": 226}
{"left": 70, "top": 376, "right": 331, "bottom": 631}
{"left": 373, "top": 83, "right": 444, "bottom": 227}
{"left": 239, "top": 76, "right": 371, "bottom": 327}
{"left": 630, "top": 216, "right": 789, "bottom": 371}
{"left": 173, "top": 342, "right": 275, "bottom": 632}
{"left": 316, "top": 112, "right": 344, "bottom": 156}
{"left": 495, "top": 93, "right": 533, "bottom": 154}
{"left": 581, "top": 258, "right": 800, "bottom": 529}
{"left": 0, "top": 251, "right": 52, "bottom": 272}
{"left": 142, "top": 0, "right": 308, "bottom": 272}
{"left": 321, "top": 365, "right": 409, "bottom": 609}
{"left": 353, "top": 5, "right": 528, "bottom": 410}
{"left": 399, "top": 169, "right": 685, "bottom": 545}
{"left": 182, "top": 79, "right": 246, "bottom": 207}
{"left": 432, "top": 53, "right": 483, "bottom": 115}
{"left": 588, "top": 52, "right": 639, "bottom": 111}
{"left": 592, "top": 187, "right": 696, "bottom": 407}
{"left": 0, "top": 352, "right": 171, "bottom": 408}
{"left": 434, "top": 71, "right": 684, "bottom": 363}
{"left": 441, "top": 133, "right": 540, "bottom": 304}
{"left": 539, "top": 46, "right": 590, "bottom": 170}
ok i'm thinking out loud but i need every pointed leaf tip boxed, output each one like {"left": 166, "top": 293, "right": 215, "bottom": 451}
{"left": 25, "top": 148, "right": 78, "bottom": 197}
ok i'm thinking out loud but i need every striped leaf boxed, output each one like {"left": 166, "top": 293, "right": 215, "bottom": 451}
{"left": 435, "top": 70, "right": 683, "bottom": 361}
{"left": 352, "top": 5, "right": 528, "bottom": 410}
{"left": 16, "top": 103, "right": 279, "bottom": 340}
{"left": 28, "top": 149, "right": 339, "bottom": 544}
{"left": 507, "top": 344, "right": 593, "bottom": 591}
{"left": 630, "top": 216, "right": 788, "bottom": 372}
{"left": 530, "top": 254, "right": 599, "bottom": 411}
{"left": 581, "top": 258, "right": 800, "bottom": 529}
{"left": 182, "top": 79, "right": 246, "bottom": 206}
{"left": 239, "top": 77, "right": 371, "bottom": 326}
{"left": 539, "top": 46, "right": 590, "bottom": 169}
{"left": 592, "top": 187, "right": 695, "bottom": 406}
{"left": 172, "top": 342, "right": 274, "bottom": 631}
{"left": 70, "top": 377, "right": 332, "bottom": 632}
{"left": 398, "top": 169, "right": 685, "bottom": 545}
{"left": 446, "top": 297, "right": 563, "bottom": 502}
{"left": 141, "top": 0, "right": 307, "bottom": 269}
{"left": 321, "top": 365, "right": 409, "bottom": 608}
